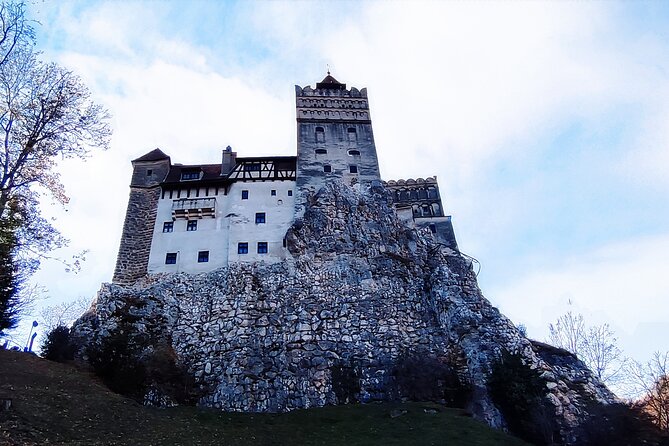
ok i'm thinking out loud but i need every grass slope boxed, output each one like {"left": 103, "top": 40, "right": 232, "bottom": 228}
{"left": 0, "top": 349, "right": 530, "bottom": 446}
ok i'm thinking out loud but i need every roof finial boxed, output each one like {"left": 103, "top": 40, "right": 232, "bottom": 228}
{"left": 327, "top": 63, "right": 330, "bottom": 76}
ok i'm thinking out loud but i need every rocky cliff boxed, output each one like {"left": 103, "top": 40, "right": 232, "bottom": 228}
{"left": 73, "top": 181, "right": 615, "bottom": 442}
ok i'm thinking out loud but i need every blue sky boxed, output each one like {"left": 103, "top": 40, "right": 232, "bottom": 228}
{"left": 13, "top": 1, "right": 669, "bottom": 369}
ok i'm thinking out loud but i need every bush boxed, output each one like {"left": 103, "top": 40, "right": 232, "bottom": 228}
{"left": 86, "top": 324, "right": 201, "bottom": 405}
{"left": 575, "top": 402, "right": 669, "bottom": 446}
{"left": 487, "top": 350, "right": 560, "bottom": 445}
{"left": 393, "top": 351, "right": 471, "bottom": 407}
{"left": 41, "top": 325, "right": 75, "bottom": 362}
{"left": 331, "top": 362, "right": 360, "bottom": 404}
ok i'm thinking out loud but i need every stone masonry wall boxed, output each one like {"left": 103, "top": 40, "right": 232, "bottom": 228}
{"left": 112, "top": 186, "right": 161, "bottom": 285}
{"left": 77, "top": 181, "right": 616, "bottom": 443}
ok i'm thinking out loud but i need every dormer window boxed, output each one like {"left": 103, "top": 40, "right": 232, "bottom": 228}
{"left": 181, "top": 169, "right": 200, "bottom": 181}
{"left": 243, "top": 163, "right": 261, "bottom": 172}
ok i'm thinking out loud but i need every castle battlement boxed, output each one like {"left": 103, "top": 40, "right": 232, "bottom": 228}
{"left": 112, "top": 75, "right": 457, "bottom": 285}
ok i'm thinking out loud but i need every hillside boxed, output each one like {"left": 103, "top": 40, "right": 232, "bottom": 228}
{"left": 0, "top": 349, "right": 531, "bottom": 446}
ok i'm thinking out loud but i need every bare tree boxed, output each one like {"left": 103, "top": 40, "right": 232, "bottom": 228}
{"left": 548, "top": 311, "right": 585, "bottom": 356}
{"left": 581, "top": 323, "right": 627, "bottom": 385}
{"left": 625, "top": 352, "right": 669, "bottom": 432}
{"left": 0, "top": 1, "right": 110, "bottom": 333}
{"left": 548, "top": 311, "right": 626, "bottom": 387}
{"left": 39, "top": 296, "right": 90, "bottom": 332}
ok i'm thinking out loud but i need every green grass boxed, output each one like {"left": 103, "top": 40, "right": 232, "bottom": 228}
{"left": 0, "top": 349, "right": 530, "bottom": 445}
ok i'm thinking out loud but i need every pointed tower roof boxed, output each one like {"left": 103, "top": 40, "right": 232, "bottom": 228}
{"left": 316, "top": 72, "right": 346, "bottom": 90}
{"left": 132, "top": 148, "right": 170, "bottom": 163}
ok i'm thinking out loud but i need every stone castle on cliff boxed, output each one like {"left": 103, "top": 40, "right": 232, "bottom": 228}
{"left": 74, "top": 73, "right": 617, "bottom": 444}
{"left": 112, "top": 74, "right": 457, "bottom": 284}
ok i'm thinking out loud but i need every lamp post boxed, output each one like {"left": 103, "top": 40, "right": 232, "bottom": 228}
{"left": 24, "top": 320, "right": 38, "bottom": 353}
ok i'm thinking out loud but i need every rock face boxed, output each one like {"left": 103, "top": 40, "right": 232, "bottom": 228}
{"left": 73, "top": 181, "right": 615, "bottom": 440}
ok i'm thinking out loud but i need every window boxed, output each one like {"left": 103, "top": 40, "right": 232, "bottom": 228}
{"left": 165, "top": 253, "right": 177, "bottom": 264}
{"left": 242, "top": 190, "right": 249, "bottom": 200}
{"left": 271, "top": 190, "right": 276, "bottom": 196}
{"left": 323, "top": 164, "right": 332, "bottom": 173}
{"left": 315, "top": 127, "right": 325, "bottom": 143}
{"left": 429, "top": 224, "right": 437, "bottom": 234}
{"left": 181, "top": 170, "right": 200, "bottom": 180}
{"left": 347, "top": 150, "right": 360, "bottom": 156}
{"left": 347, "top": 127, "right": 357, "bottom": 142}
{"left": 198, "top": 251, "right": 209, "bottom": 263}
{"left": 315, "top": 149, "right": 327, "bottom": 155}
{"left": 257, "top": 242, "right": 268, "bottom": 254}
{"left": 147, "top": 169, "right": 153, "bottom": 176}
{"left": 255, "top": 212, "right": 266, "bottom": 224}
{"left": 238, "top": 242, "right": 249, "bottom": 254}
{"left": 288, "top": 190, "right": 293, "bottom": 196}
{"left": 162, "top": 222, "right": 173, "bottom": 233}
{"left": 243, "top": 163, "right": 261, "bottom": 171}
{"left": 187, "top": 220, "right": 198, "bottom": 231}
{"left": 349, "top": 165, "right": 358, "bottom": 174}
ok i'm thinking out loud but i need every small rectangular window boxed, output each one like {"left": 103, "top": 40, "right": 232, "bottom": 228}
{"left": 257, "top": 242, "right": 268, "bottom": 254}
{"left": 323, "top": 164, "right": 332, "bottom": 173}
{"left": 429, "top": 224, "right": 437, "bottom": 234}
{"left": 198, "top": 251, "right": 209, "bottom": 263}
{"left": 255, "top": 212, "right": 266, "bottom": 224}
{"left": 271, "top": 190, "right": 276, "bottom": 196}
{"left": 162, "top": 222, "right": 173, "bottom": 233}
{"left": 238, "top": 242, "right": 249, "bottom": 254}
{"left": 243, "top": 163, "right": 261, "bottom": 171}
{"left": 349, "top": 165, "right": 358, "bottom": 174}
{"left": 242, "top": 190, "right": 249, "bottom": 200}
{"left": 288, "top": 190, "right": 293, "bottom": 196}
{"left": 147, "top": 169, "right": 153, "bottom": 176}
{"left": 165, "top": 253, "right": 177, "bottom": 264}
{"left": 181, "top": 170, "right": 200, "bottom": 180}
{"left": 187, "top": 220, "right": 198, "bottom": 231}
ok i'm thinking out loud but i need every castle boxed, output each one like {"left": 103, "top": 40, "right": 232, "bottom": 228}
{"left": 113, "top": 74, "right": 458, "bottom": 284}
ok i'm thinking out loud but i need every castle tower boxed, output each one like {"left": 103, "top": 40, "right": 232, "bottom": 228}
{"left": 112, "top": 149, "right": 171, "bottom": 284}
{"left": 295, "top": 74, "right": 381, "bottom": 215}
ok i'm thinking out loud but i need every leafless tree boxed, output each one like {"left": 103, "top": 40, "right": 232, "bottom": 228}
{"left": 548, "top": 310, "right": 586, "bottom": 356}
{"left": 548, "top": 311, "right": 626, "bottom": 387}
{"left": 39, "top": 296, "right": 90, "bottom": 332}
{"left": 625, "top": 352, "right": 669, "bottom": 432}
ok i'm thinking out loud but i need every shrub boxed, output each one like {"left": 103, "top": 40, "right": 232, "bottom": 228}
{"left": 393, "top": 351, "right": 471, "bottom": 407}
{"left": 41, "top": 325, "right": 75, "bottom": 362}
{"left": 331, "top": 362, "right": 360, "bottom": 404}
{"left": 575, "top": 402, "right": 669, "bottom": 446}
{"left": 86, "top": 324, "right": 201, "bottom": 405}
{"left": 487, "top": 350, "right": 560, "bottom": 445}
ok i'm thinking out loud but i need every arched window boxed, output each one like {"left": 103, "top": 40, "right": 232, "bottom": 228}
{"left": 427, "top": 187, "right": 438, "bottom": 199}
{"left": 418, "top": 188, "right": 427, "bottom": 199}
{"left": 431, "top": 203, "right": 441, "bottom": 216}
{"left": 315, "top": 127, "right": 325, "bottom": 143}
{"left": 421, "top": 204, "right": 432, "bottom": 217}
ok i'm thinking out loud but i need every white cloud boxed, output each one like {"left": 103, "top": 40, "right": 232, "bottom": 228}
{"left": 491, "top": 233, "right": 669, "bottom": 361}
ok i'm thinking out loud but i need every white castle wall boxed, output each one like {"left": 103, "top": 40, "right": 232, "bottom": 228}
{"left": 147, "top": 180, "right": 296, "bottom": 274}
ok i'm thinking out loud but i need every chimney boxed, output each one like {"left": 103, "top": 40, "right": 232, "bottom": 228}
{"left": 221, "top": 145, "right": 237, "bottom": 176}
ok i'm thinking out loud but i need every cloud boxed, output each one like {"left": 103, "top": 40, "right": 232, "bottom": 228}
{"left": 491, "top": 233, "right": 669, "bottom": 361}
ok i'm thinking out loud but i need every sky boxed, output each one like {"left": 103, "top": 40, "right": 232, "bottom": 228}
{"left": 10, "top": 1, "right": 669, "bottom": 368}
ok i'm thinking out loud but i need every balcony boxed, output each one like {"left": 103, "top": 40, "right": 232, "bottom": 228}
{"left": 171, "top": 198, "right": 216, "bottom": 219}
